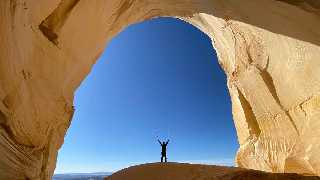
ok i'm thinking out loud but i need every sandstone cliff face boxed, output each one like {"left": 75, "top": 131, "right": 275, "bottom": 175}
{"left": 0, "top": 0, "right": 319, "bottom": 179}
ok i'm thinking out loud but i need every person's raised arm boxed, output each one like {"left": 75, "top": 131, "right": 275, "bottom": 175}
{"left": 166, "top": 139, "right": 170, "bottom": 145}
{"left": 157, "top": 139, "right": 162, "bottom": 145}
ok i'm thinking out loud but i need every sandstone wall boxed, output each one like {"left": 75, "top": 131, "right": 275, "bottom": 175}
{"left": 0, "top": 0, "right": 319, "bottom": 179}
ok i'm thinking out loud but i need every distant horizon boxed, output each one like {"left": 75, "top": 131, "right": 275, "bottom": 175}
{"left": 55, "top": 17, "right": 238, "bottom": 174}
{"left": 54, "top": 159, "right": 235, "bottom": 174}
{"left": 54, "top": 172, "right": 113, "bottom": 175}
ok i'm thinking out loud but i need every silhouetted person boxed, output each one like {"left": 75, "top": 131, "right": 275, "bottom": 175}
{"left": 158, "top": 139, "right": 169, "bottom": 162}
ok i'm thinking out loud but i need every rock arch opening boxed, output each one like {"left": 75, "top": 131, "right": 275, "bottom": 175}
{"left": 54, "top": 17, "right": 238, "bottom": 174}
{"left": 1, "top": 1, "right": 320, "bottom": 179}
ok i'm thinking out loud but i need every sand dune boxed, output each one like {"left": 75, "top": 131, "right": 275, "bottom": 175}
{"left": 106, "top": 163, "right": 320, "bottom": 180}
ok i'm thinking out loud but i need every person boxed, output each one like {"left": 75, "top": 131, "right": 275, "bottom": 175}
{"left": 158, "top": 139, "right": 169, "bottom": 162}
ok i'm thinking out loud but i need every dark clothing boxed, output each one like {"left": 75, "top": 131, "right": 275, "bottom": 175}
{"left": 158, "top": 140, "right": 169, "bottom": 162}
{"left": 161, "top": 144, "right": 167, "bottom": 154}
{"left": 161, "top": 155, "right": 167, "bottom": 163}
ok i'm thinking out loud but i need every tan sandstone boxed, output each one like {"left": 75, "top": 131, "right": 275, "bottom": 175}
{"left": 0, "top": 0, "right": 320, "bottom": 179}
{"left": 106, "top": 162, "right": 320, "bottom": 180}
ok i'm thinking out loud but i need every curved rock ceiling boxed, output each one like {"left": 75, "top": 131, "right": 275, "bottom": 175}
{"left": 0, "top": 0, "right": 320, "bottom": 179}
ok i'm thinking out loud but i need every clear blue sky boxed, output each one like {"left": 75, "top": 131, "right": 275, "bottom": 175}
{"left": 55, "top": 17, "right": 239, "bottom": 174}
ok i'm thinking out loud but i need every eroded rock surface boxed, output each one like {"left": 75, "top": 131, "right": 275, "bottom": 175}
{"left": 106, "top": 163, "right": 320, "bottom": 180}
{"left": 0, "top": 0, "right": 319, "bottom": 179}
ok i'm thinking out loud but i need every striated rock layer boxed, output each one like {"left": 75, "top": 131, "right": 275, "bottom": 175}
{"left": 0, "top": 0, "right": 320, "bottom": 179}
{"left": 106, "top": 163, "right": 320, "bottom": 180}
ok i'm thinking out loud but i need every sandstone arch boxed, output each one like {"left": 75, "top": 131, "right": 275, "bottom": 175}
{"left": 1, "top": 0, "right": 320, "bottom": 179}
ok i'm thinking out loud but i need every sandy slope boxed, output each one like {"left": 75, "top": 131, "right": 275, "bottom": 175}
{"left": 106, "top": 163, "right": 320, "bottom": 180}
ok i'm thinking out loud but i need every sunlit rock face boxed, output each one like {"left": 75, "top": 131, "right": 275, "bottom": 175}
{"left": 0, "top": 0, "right": 319, "bottom": 179}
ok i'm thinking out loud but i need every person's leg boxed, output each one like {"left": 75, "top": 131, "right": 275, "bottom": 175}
{"left": 161, "top": 156, "right": 163, "bottom": 162}
{"left": 165, "top": 155, "right": 167, "bottom": 162}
